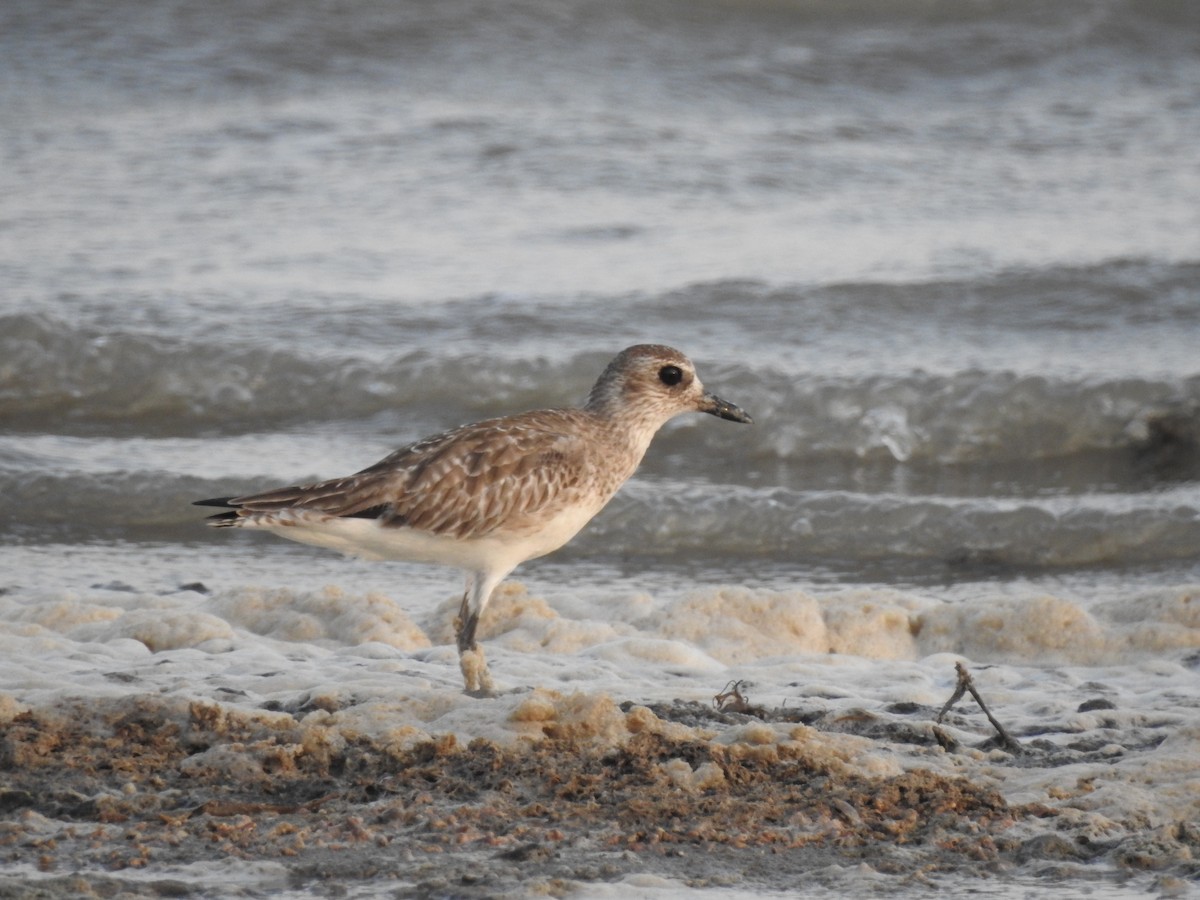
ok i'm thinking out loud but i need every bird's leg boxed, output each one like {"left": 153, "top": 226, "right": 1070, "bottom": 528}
{"left": 456, "top": 590, "right": 479, "bottom": 653}
{"left": 455, "top": 577, "right": 496, "bottom": 697}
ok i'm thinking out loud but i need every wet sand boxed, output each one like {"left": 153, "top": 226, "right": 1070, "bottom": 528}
{"left": 3, "top": 687, "right": 1196, "bottom": 898}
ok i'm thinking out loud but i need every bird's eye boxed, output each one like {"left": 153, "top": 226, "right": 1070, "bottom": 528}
{"left": 658, "top": 365, "right": 684, "bottom": 386}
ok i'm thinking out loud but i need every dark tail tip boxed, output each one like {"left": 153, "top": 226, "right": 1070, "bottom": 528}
{"left": 195, "top": 497, "right": 242, "bottom": 526}
{"left": 194, "top": 497, "right": 237, "bottom": 508}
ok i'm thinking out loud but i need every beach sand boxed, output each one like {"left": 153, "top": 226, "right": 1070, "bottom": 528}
{"left": 3, "top": 664, "right": 1197, "bottom": 898}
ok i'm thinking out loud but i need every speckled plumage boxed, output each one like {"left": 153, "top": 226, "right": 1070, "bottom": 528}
{"left": 197, "top": 344, "right": 752, "bottom": 694}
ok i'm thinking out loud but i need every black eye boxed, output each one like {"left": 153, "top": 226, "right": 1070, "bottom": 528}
{"left": 658, "top": 365, "right": 683, "bottom": 386}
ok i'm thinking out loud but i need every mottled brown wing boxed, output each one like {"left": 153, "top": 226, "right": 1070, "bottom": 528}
{"left": 223, "top": 410, "right": 595, "bottom": 540}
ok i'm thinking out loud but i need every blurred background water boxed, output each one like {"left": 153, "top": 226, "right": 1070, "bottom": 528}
{"left": 2, "top": 0, "right": 1198, "bottom": 598}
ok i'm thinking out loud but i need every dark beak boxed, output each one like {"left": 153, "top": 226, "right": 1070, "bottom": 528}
{"left": 702, "top": 391, "right": 753, "bottom": 424}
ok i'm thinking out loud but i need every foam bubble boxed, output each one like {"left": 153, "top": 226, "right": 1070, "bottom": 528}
{"left": 6, "top": 596, "right": 124, "bottom": 632}
{"left": 581, "top": 637, "right": 724, "bottom": 671}
{"left": 663, "top": 757, "right": 727, "bottom": 792}
{"left": 98, "top": 609, "right": 236, "bottom": 652}
{"left": 651, "top": 588, "right": 829, "bottom": 664}
{"left": 0, "top": 693, "right": 30, "bottom": 725}
{"left": 916, "top": 594, "right": 1108, "bottom": 664}
{"left": 210, "top": 585, "right": 431, "bottom": 650}
{"left": 509, "top": 690, "right": 629, "bottom": 743}
{"left": 822, "top": 590, "right": 923, "bottom": 659}
{"left": 428, "top": 582, "right": 632, "bottom": 655}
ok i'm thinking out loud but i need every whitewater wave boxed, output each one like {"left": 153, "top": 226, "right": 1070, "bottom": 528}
{"left": 5, "top": 466, "right": 1197, "bottom": 577}
{"left": 4, "top": 312, "right": 1196, "bottom": 469}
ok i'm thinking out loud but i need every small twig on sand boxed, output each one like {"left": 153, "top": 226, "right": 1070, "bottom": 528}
{"left": 936, "top": 662, "right": 1022, "bottom": 755}
{"left": 713, "top": 680, "right": 761, "bottom": 715}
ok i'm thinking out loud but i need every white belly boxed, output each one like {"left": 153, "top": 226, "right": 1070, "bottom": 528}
{"left": 250, "top": 497, "right": 605, "bottom": 576}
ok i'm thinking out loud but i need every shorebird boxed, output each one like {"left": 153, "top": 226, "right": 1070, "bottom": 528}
{"left": 196, "top": 344, "right": 752, "bottom": 694}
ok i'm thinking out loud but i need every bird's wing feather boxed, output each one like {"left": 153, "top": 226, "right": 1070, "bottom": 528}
{"left": 221, "top": 410, "right": 598, "bottom": 540}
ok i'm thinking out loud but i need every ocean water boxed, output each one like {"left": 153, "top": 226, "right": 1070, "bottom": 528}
{"left": 2, "top": 0, "right": 1199, "bottom": 896}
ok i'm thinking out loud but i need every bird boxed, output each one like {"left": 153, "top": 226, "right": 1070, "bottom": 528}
{"left": 196, "top": 344, "right": 752, "bottom": 695}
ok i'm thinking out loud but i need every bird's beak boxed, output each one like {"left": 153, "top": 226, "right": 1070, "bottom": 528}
{"left": 701, "top": 391, "right": 753, "bottom": 424}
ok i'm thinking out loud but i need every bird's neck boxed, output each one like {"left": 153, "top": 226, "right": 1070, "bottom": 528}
{"left": 584, "top": 401, "right": 673, "bottom": 468}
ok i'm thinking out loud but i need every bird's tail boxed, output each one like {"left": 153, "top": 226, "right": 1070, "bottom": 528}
{"left": 193, "top": 497, "right": 242, "bottom": 526}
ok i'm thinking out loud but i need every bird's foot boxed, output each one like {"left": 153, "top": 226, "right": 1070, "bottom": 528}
{"left": 460, "top": 646, "right": 497, "bottom": 697}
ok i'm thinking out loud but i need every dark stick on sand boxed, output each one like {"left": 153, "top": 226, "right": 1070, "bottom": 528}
{"left": 936, "top": 662, "right": 1023, "bottom": 755}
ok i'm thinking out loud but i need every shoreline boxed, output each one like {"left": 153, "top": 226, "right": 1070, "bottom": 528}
{"left": 2, "top": 688, "right": 1195, "bottom": 898}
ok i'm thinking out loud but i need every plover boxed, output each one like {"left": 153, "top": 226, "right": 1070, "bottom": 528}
{"left": 196, "top": 344, "right": 752, "bottom": 694}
